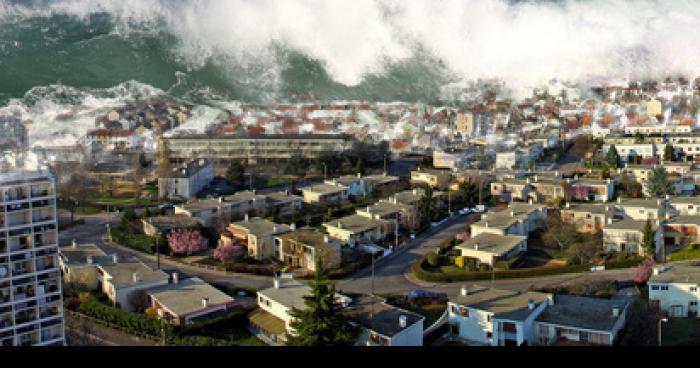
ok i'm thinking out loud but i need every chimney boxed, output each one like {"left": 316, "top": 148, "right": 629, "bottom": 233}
{"left": 290, "top": 223, "right": 297, "bottom": 231}
{"left": 111, "top": 254, "right": 118, "bottom": 264}
{"left": 474, "top": 243, "right": 479, "bottom": 250}
{"left": 510, "top": 210, "right": 515, "bottom": 217}
{"left": 565, "top": 202, "right": 570, "bottom": 209}
{"left": 547, "top": 296, "right": 554, "bottom": 306}
{"left": 219, "top": 196, "right": 224, "bottom": 203}
{"left": 252, "top": 189, "right": 256, "bottom": 195}
{"left": 366, "top": 206, "right": 371, "bottom": 213}
{"left": 612, "top": 306, "right": 620, "bottom": 318}
{"left": 132, "top": 272, "right": 141, "bottom": 283}
{"left": 607, "top": 178, "right": 611, "bottom": 184}
{"left": 273, "top": 224, "right": 279, "bottom": 232}
{"left": 656, "top": 219, "right": 660, "bottom": 226}
{"left": 653, "top": 266, "right": 661, "bottom": 275}
{"left": 398, "top": 315, "right": 407, "bottom": 328}
{"left": 72, "top": 239, "right": 77, "bottom": 248}
{"left": 617, "top": 197, "right": 622, "bottom": 204}
{"left": 484, "top": 222, "right": 489, "bottom": 228}
{"left": 202, "top": 297, "right": 209, "bottom": 308}
{"left": 273, "top": 275, "right": 281, "bottom": 289}
{"left": 413, "top": 189, "right": 418, "bottom": 195}
{"left": 324, "top": 235, "right": 330, "bottom": 243}
{"left": 357, "top": 173, "right": 361, "bottom": 178}
{"left": 86, "top": 255, "right": 94, "bottom": 265}
{"left": 527, "top": 299, "right": 535, "bottom": 310}
{"left": 607, "top": 218, "right": 613, "bottom": 225}
{"left": 665, "top": 194, "right": 670, "bottom": 200}
{"left": 657, "top": 199, "right": 662, "bottom": 206}
{"left": 460, "top": 286, "right": 468, "bottom": 296}
{"left": 528, "top": 198, "right": 533, "bottom": 205}
{"left": 555, "top": 171, "right": 560, "bottom": 177}
{"left": 172, "top": 272, "right": 179, "bottom": 284}
{"left": 526, "top": 177, "right": 531, "bottom": 184}
{"left": 244, "top": 213, "right": 249, "bottom": 222}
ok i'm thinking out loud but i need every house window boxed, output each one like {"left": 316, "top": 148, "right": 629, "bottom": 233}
{"left": 451, "top": 305, "right": 459, "bottom": 314}
{"left": 651, "top": 286, "right": 659, "bottom": 291}
{"left": 691, "top": 301, "right": 698, "bottom": 306}
{"left": 459, "top": 307, "right": 469, "bottom": 317}
{"left": 487, "top": 332, "right": 493, "bottom": 339}
{"left": 691, "top": 287, "right": 697, "bottom": 292}
{"left": 661, "top": 286, "right": 669, "bottom": 291}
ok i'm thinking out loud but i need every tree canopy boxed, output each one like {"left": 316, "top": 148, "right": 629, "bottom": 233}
{"left": 226, "top": 160, "right": 246, "bottom": 187}
{"left": 605, "top": 144, "right": 620, "bottom": 168}
{"left": 645, "top": 167, "right": 674, "bottom": 198}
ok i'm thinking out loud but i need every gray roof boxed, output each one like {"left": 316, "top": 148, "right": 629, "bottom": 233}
{"left": 143, "top": 215, "right": 202, "bottom": 231}
{"left": 257, "top": 281, "right": 349, "bottom": 311}
{"left": 343, "top": 295, "right": 424, "bottom": 337}
{"left": 455, "top": 233, "right": 526, "bottom": 256}
{"left": 265, "top": 191, "right": 303, "bottom": 204}
{"left": 223, "top": 190, "right": 267, "bottom": 203}
{"left": 472, "top": 203, "right": 544, "bottom": 229}
{"left": 649, "top": 262, "right": 700, "bottom": 284}
{"left": 603, "top": 219, "right": 647, "bottom": 231}
{"left": 301, "top": 183, "right": 348, "bottom": 195}
{"left": 357, "top": 201, "right": 409, "bottom": 217}
{"left": 669, "top": 196, "right": 700, "bottom": 206}
{"left": 98, "top": 262, "right": 170, "bottom": 288}
{"left": 276, "top": 228, "right": 341, "bottom": 249}
{"left": 323, "top": 214, "right": 384, "bottom": 233}
{"left": 451, "top": 286, "right": 551, "bottom": 321}
{"left": 669, "top": 215, "right": 700, "bottom": 226}
{"left": 230, "top": 217, "right": 291, "bottom": 237}
{"left": 147, "top": 277, "right": 235, "bottom": 317}
{"left": 562, "top": 203, "right": 610, "bottom": 215}
{"left": 59, "top": 243, "right": 113, "bottom": 266}
{"left": 617, "top": 198, "right": 664, "bottom": 209}
{"left": 535, "top": 295, "right": 629, "bottom": 332}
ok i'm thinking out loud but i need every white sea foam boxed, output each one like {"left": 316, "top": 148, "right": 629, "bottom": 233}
{"left": 4, "top": 0, "right": 700, "bottom": 96}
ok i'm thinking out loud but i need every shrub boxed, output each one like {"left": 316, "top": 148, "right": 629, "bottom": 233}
{"left": 455, "top": 256, "right": 465, "bottom": 269}
{"left": 76, "top": 301, "right": 175, "bottom": 339}
{"left": 426, "top": 252, "right": 440, "bottom": 267}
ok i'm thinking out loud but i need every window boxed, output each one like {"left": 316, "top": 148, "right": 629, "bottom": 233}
{"left": 487, "top": 332, "right": 493, "bottom": 339}
{"left": 459, "top": 307, "right": 469, "bottom": 317}
{"left": 661, "top": 286, "right": 669, "bottom": 291}
{"left": 691, "top": 301, "right": 698, "bottom": 306}
{"left": 691, "top": 287, "right": 698, "bottom": 292}
{"left": 651, "top": 286, "right": 659, "bottom": 291}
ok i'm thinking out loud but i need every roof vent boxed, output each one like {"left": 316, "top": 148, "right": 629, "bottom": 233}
{"left": 474, "top": 243, "right": 479, "bottom": 251}
{"left": 612, "top": 306, "right": 620, "bottom": 318}
{"left": 398, "top": 315, "right": 407, "bottom": 328}
{"left": 565, "top": 202, "right": 570, "bottom": 209}
{"left": 111, "top": 254, "right": 118, "bottom": 264}
{"left": 132, "top": 272, "right": 141, "bottom": 283}
{"left": 510, "top": 210, "right": 515, "bottom": 217}
{"left": 324, "top": 235, "right": 330, "bottom": 243}
{"left": 290, "top": 223, "right": 297, "bottom": 231}
{"left": 172, "top": 272, "right": 179, "bottom": 284}
{"left": 607, "top": 218, "right": 613, "bottom": 225}
{"left": 86, "top": 255, "right": 94, "bottom": 265}
{"left": 617, "top": 197, "right": 622, "bottom": 204}
{"left": 527, "top": 299, "right": 535, "bottom": 310}
{"left": 202, "top": 297, "right": 209, "bottom": 308}
{"left": 244, "top": 213, "right": 249, "bottom": 222}
{"left": 72, "top": 239, "right": 77, "bottom": 248}
{"left": 460, "top": 286, "right": 468, "bottom": 296}
{"left": 528, "top": 198, "right": 533, "bottom": 205}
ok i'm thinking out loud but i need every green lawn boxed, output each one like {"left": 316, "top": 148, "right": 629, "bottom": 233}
{"left": 662, "top": 318, "right": 700, "bottom": 346}
{"left": 668, "top": 247, "right": 700, "bottom": 262}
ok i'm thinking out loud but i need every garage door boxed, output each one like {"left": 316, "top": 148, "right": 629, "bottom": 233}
{"left": 669, "top": 305, "right": 685, "bottom": 317}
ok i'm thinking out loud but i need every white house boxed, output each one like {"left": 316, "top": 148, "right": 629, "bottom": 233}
{"left": 648, "top": 263, "right": 700, "bottom": 317}
{"left": 97, "top": 262, "right": 170, "bottom": 311}
{"left": 447, "top": 286, "right": 552, "bottom": 346}
{"left": 158, "top": 159, "right": 215, "bottom": 200}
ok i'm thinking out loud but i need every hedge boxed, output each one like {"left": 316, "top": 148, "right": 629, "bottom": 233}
{"left": 76, "top": 301, "right": 175, "bottom": 339}
{"left": 110, "top": 223, "right": 158, "bottom": 255}
{"left": 412, "top": 256, "right": 590, "bottom": 282}
{"left": 604, "top": 257, "right": 644, "bottom": 269}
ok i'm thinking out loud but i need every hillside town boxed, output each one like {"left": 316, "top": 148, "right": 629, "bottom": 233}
{"left": 3, "top": 77, "right": 700, "bottom": 347}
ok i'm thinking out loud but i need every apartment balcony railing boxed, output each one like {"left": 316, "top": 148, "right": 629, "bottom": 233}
{"left": 30, "top": 190, "right": 50, "bottom": 198}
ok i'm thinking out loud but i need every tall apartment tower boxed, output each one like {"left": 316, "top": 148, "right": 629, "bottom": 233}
{"left": 0, "top": 169, "right": 64, "bottom": 346}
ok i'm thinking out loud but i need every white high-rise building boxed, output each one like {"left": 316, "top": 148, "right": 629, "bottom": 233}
{"left": 0, "top": 169, "right": 64, "bottom": 346}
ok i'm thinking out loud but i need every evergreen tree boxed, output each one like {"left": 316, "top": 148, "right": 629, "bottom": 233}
{"left": 664, "top": 144, "right": 676, "bottom": 162}
{"left": 642, "top": 220, "right": 655, "bottom": 257}
{"left": 285, "top": 259, "right": 358, "bottom": 346}
{"left": 418, "top": 186, "right": 437, "bottom": 223}
{"left": 226, "top": 160, "right": 246, "bottom": 187}
{"left": 605, "top": 144, "right": 620, "bottom": 168}
{"left": 645, "top": 167, "right": 674, "bottom": 198}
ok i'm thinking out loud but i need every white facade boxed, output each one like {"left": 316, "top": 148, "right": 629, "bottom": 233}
{"left": 648, "top": 266, "right": 700, "bottom": 318}
{"left": 0, "top": 170, "right": 65, "bottom": 346}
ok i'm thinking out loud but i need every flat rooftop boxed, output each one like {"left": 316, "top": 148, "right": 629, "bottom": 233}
{"left": 230, "top": 217, "right": 291, "bottom": 237}
{"left": 98, "top": 262, "right": 170, "bottom": 288}
{"left": 450, "top": 286, "right": 551, "bottom": 321}
{"left": 147, "top": 277, "right": 235, "bottom": 317}
{"left": 324, "top": 214, "right": 384, "bottom": 234}
{"left": 649, "top": 262, "right": 700, "bottom": 284}
{"left": 535, "top": 294, "right": 629, "bottom": 333}
{"left": 456, "top": 233, "right": 526, "bottom": 256}
{"left": 300, "top": 183, "right": 348, "bottom": 195}
{"left": 343, "top": 295, "right": 424, "bottom": 338}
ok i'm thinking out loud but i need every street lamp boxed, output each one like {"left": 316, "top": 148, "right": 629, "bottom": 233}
{"left": 155, "top": 235, "right": 161, "bottom": 270}
{"left": 658, "top": 318, "right": 668, "bottom": 346}
{"left": 244, "top": 173, "right": 253, "bottom": 191}
{"left": 322, "top": 163, "right": 328, "bottom": 181}
{"left": 157, "top": 309, "right": 167, "bottom": 346}
{"left": 105, "top": 223, "right": 112, "bottom": 242}
{"left": 384, "top": 154, "right": 388, "bottom": 175}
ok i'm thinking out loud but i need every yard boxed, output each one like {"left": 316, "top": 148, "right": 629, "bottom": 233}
{"left": 667, "top": 246, "right": 700, "bottom": 262}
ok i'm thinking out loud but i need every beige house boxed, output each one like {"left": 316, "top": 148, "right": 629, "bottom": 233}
{"left": 147, "top": 276, "right": 236, "bottom": 325}
{"left": 276, "top": 228, "right": 342, "bottom": 272}
{"left": 410, "top": 168, "right": 451, "bottom": 189}
{"left": 356, "top": 200, "right": 417, "bottom": 233}
{"left": 560, "top": 203, "right": 610, "bottom": 233}
{"left": 470, "top": 202, "right": 547, "bottom": 238}
{"left": 323, "top": 214, "right": 386, "bottom": 247}
{"left": 669, "top": 196, "right": 700, "bottom": 216}
{"left": 300, "top": 183, "right": 349, "bottom": 204}
{"left": 58, "top": 242, "right": 114, "bottom": 290}
{"left": 602, "top": 218, "right": 661, "bottom": 256}
{"left": 174, "top": 198, "right": 235, "bottom": 227}
{"left": 613, "top": 198, "right": 669, "bottom": 221}
{"left": 456, "top": 233, "right": 527, "bottom": 266}
{"left": 490, "top": 178, "right": 532, "bottom": 202}
{"left": 455, "top": 112, "right": 474, "bottom": 137}
{"left": 221, "top": 217, "right": 292, "bottom": 260}
{"left": 97, "top": 262, "right": 170, "bottom": 311}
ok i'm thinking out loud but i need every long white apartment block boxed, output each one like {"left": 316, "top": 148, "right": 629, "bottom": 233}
{"left": 0, "top": 169, "right": 64, "bottom": 346}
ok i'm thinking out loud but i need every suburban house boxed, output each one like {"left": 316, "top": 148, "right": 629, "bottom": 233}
{"left": 527, "top": 175, "right": 567, "bottom": 203}
{"left": 58, "top": 242, "right": 114, "bottom": 290}
{"left": 322, "top": 214, "right": 386, "bottom": 247}
{"left": 141, "top": 215, "right": 202, "bottom": 237}
{"left": 410, "top": 168, "right": 451, "bottom": 189}
{"left": 571, "top": 178, "right": 615, "bottom": 202}
{"left": 470, "top": 202, "right": 547, "bottom": 238}
{"left": 158, "top": 159, "right": 214, "bottom": 200}
{"left": 613, "top": 198, "right": 669, "bottom": 221}
{"left": 299, "top": 183, "right": 349, "bottom": 204}
{"left": 447, "top": 286, "right": 552, "bottom": 346}
{"left": 325, "top": 174, "right": 371, "bottom": 197}
{"left": 668, "top": 196, "right": 700, "bottom": 216}
{"left": 355, "top": 200, "right": 416, "bottom": 234}
{"left": 249, "top": 280, "right": 352, "bottom": 345}
{"left": 84, "top": 129, "right": 138, "bottom": 151}
{"left": 560, "top": 203, "right": 611, "bottom": 233}
{"left": 602, "top": 218, "right": 662, "bottom": 256}
{"left": 490, "top": 178, "right": 532, "bottom": 203}
{"left": 147, "top": 276, "right": 237, "bottom": 325}
{"left": 622, "top": 164, "right": 655, "bottom": 183}
{"left": 264, "top": 191, "right": 304, "bottom": 216}
{"left": 362, "top": 173, "right": 401, "bottom": 195}
{"left": 174, "top": 198, "right": 233, "bottom": 227}
{"left": 455, "top": 233, "right": 527, "bottom": 266}
{"left": 663, "top": 215, "right": 700, "bottom": 250}
{"left": 384, "top": 189, "right": 446, "bottom": 209}
{"left": 533, "top": 295, "right": 629, "bottom": 346}
{"left": 275, "top": 228, "right": 342, "bottom": 272}
{"left": 221, "top": 190, "right": 269, "bottom": 217}
{"left": 97, "top": 261, "right": 170, "bottom": 311}
{"left": 221, "top": 216, "right": 292, "bottom": 260}
{"left": 648, "top": 263, "right": 700, "bottom": 317}
{"left": 344, "top": 295, "right": 424, "bottom": 346}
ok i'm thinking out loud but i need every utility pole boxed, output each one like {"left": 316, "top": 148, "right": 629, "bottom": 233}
{"left": 156, "top": 235, "right": 161, "bottom": 270}
{"left": 370, "top": 253, "right": 375, "bottom": 319}
{"left": 323, "top": 163, "right": 327, "bottom": 181}
{"left": 394, "top": 219, "right": 399, "bottom": 249}
{"left": 384, "top": 154, "right": 387, "bottom": 175}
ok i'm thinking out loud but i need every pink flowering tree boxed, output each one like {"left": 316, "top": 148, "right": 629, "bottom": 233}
{"left": 570, "top": 185, "right": 591, "bottom": 201}
{"left": 641, "top": 157, "right": 659, "bottom": 166}
{"left": 633, "top": 257, "right": 656, "bottom": 285}
{"left": 167, "top": 230, "right": 209, "bottom": 256}
{"left": 214, "top": 241, "right": 246, "bottom": 263}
